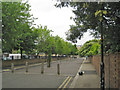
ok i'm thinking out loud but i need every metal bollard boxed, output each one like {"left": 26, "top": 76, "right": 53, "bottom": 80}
{"left": 11, "top": 63, "right": 14, "bottom": 73}
{"left": 57, "top": 64, "right": 60, "bottom": 75}
{"left": 41, "top": 62, "right": 44, "bottom": 74}
{"left": 25, "top": 62, "right": 28, "bottom": 73}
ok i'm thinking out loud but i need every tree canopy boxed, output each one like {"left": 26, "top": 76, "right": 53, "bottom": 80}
{"left": 2, "top": 1, "right": 78, "bottom": 58}
{"left": 55, "top": 2, "right": 120, "bottom": 53}
{"left": 2, "top": 1, "right": 36, "bottom": 54}
{"left": 78, "top": 39, "right": 100, "bottom": 57}
{"left": 34, "top": 25, "right": 78, "bottom": 56}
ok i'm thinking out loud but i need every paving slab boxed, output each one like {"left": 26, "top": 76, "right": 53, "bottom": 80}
{"left": 69, "top": 59, "right": 100, "bottom": 88}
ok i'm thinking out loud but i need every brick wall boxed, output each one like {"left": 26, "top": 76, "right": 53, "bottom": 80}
{"left": 2, "top": 57, "right": 68, "bottom": 68}
{"left": 89, "top": 53, "right": 120, "bottom": 88}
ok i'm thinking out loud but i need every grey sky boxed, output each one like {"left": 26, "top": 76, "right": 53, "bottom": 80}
{"left": 28, "top": 0, "right": 94, "bottom": 45}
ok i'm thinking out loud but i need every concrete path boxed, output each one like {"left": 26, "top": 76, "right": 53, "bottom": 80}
{"left": 69, "top": 59, "right": 100, "bottom": 88}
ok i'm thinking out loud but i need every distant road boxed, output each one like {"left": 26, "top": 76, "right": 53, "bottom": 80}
{"left": 3, "top": 58, "right": 84, "bottom": 88}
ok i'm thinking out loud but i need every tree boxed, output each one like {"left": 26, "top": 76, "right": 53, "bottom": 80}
{"left": 35, "top": 25, "right": 52, "bottom": 55}
{"left": 2, "top": 1, "right": 36, "bottom": 53}
{"left": 2, "top": 2, "right": 20, "bottom": 52}
{"left": 78, "top": 39, "right": 100, "bottom": 57}
{"left": 53, "top": 35, "right": 78, "bottom": 56}
{"left": 62, "top": 42, "right": 71, "bottom": 55}
{"left": 54, "top": 35, "right": 64, "bottom": 56}
{"left": 55, "top": 2, "right": 120, "bottom": 53}
{"left": 70, "top": 44, "right": 78, "bottom": 55}
{"left": 15, "top": 26, "right": 38, "bottom": 58}
{"left": 2, "top": 1, "right": 37, "bottom": 59}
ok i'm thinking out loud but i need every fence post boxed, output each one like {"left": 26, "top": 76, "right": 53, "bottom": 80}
{"left": 25, "top": 62, "right": 28, "bottom": 73}
{"left": 11, "top": 63, "right": 14, "bottom": 73}
{"left": 41, "top": 62, "right": 44, "bottom": 74}
{"left": 57, "top": 64, "right": 60, "bottom": 75}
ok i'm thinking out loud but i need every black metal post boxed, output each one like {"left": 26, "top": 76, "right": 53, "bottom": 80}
{"left": 100, "top": 17, "right": 105, "bottom": 90}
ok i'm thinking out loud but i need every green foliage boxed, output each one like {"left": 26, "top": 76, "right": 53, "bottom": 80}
{"left": 2, "top": 1, "right": 78, "bottom": 57}
{"left": 56, "top": 2, "right": 120, "bottom": 53}
{"left": 34, "top": 26, "right": 78, "bottom": 56}
{"left": 54, "top": 36, "right": 64, "bottom": 55}
{"left": 34, "top": 25, "right": 52, "bottom": 55}
{"left": 78, "top": 39, "right": 100, "bottom": 57}
{"left": 53, "top": 35, "right": 78, "bottom": 55}
{"left": 2, "top": 1, "right": 36, "bottom": 53}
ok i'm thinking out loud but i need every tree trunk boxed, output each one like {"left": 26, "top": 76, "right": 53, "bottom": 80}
{"left": 48, "top": 52, "right": 51, "bottom": 67}
{"left": 20, "top": 48, "right": 23, "bottom": 59}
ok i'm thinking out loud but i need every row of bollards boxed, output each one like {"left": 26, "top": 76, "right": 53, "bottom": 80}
{"left": 25, "top": 62, "right": 28, "bottom": 73}
{"left": 11, "top": 62, "right": 29, "bottom": 73}
{"left": 11, "top": 62, "right": 60, "bottom": 75}
{"left": 11, "top": 63, "right": 14, "bottom": 73}
{"left": 41, "top": 62, "right": 44, "bottom": 74}
{"left": 57, "top": 64, "right": 60, "bottom": 75}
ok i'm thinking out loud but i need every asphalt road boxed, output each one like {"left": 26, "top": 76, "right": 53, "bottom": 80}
{"left": 2, "top": 58, "right": 84, "bottom": 88}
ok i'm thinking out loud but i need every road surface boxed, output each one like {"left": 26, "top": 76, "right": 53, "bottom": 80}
{"left": 2, "top": 58, "right": 84, "bottom": 88}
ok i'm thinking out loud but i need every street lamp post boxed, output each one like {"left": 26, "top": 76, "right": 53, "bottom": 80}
{"left": 100, "top": 19, "right": 105, "bottom": 90}
{"left": 100, "top": 3, "right": 105, "bottom": 89}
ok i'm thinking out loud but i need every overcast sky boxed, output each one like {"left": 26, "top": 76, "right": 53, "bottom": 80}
{"left": 28, "top": 0, "right": 94, "bottom": 45}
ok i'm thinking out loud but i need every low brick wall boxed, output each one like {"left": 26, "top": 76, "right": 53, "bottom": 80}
{"left": 89, "top": 53, "right": 120, "bottom": 88}
{"left": 2, "top": 57, "right": 68, "bottom": 69}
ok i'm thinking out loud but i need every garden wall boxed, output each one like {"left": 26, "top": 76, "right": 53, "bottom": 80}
{"left": 89, "top": 53, "right": 120, "bottom": 88}
{"left": 2, "top": 57, "right": 68, "bottom": 69}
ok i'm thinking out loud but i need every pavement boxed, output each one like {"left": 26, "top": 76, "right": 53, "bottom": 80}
{"left": 69, "top": 58, "right": 100, "bottom": 88}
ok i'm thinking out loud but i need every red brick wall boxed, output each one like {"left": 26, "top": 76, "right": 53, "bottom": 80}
{"left": 90, "top": 53, "right": 120, "bottom": 88}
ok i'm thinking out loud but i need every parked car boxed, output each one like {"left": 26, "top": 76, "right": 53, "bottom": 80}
{"left": 2, "top": 57, "right": 12, "bottom": 60}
